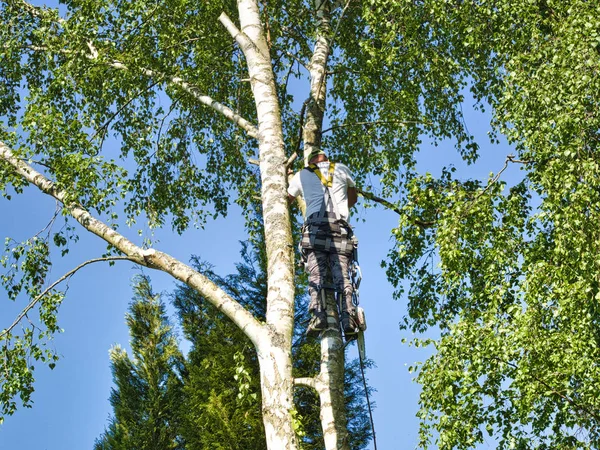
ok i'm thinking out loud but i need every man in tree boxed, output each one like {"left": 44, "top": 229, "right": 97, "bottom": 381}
{"left": 288, "top": 149, "right": 358, "bottom": 337}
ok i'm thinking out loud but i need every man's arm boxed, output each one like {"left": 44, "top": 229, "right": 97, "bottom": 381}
{"left": 347, "top": 187, "right": 357, "bottom": 209}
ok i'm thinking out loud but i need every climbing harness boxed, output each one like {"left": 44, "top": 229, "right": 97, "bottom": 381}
{"left": 300, "top": 162, "right": 356, "bottom": 255}
{"left": 298, "top": 162, "right": 367, "bottom": 341}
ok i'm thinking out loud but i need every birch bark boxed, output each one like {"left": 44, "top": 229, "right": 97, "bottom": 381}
{"left": 0, "top": 140, "right": 265, "bottom": 346}
{"left": 303, "top": 0, "right": 331, "bottom": 164}
{"left": 222, "top": 2, "right": 298, "bottom": 448}
{"left": 319, "top": 291, "right": 351, "bottom": 450}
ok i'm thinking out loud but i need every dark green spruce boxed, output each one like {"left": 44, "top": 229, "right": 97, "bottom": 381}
{"left": 94, "top": 275, "right": 186, "bottom": 450}
{"left": 96, "top": 240, "right": 372, "bottom": 449}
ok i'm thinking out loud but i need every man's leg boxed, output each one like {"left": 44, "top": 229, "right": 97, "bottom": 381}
{"left": 329, "top": 252, "right": 357, "bottom": 334}
{"left": 306, "top": 250, "right": 328, "bottom": 333}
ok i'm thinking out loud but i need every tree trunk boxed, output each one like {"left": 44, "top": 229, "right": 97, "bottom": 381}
{"left": 318, "top": 285, "right": 350, "bottom": 450}
{"left": 257, "top": 337, "right": 299, "bottom": 449}
{"left": 303, "top": 0, "right": 331, "bottom": 164}
{"left": 226, "top": 2, "right": 299, "bottom": 448}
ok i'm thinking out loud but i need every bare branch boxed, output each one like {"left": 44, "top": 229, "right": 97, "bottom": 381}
{"left": 356, "top": 187, "right": 401, "bottom": 215}
{"left": 294, "top": 377, "right": 317, "bottom": 390}
{"left": 0, "top": 140, "right": 266, "bottom": 347}
{"left": 466, "top": 153, "right": 528, "bottom": 206}
{"left": 282, "top": 50, "right": 309, "bottom": 71}
{"left": 322, "top": 119, "right": 427, "bottom": 135}
{"left": 0, "top": 257, "right": 132, "bottom": 339}
{"left": 357, "top": 187, "right": 434, "bottom": 229}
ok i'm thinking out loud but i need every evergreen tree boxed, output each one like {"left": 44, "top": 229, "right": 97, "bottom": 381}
{"left": 96, "top": 236, "right": 373, "bottom": 449}
{"left": 174, "top": 241, "right": 373, "bottom": 450}
{"left": 95, "top": 275, "right": 185, "bottom": 450}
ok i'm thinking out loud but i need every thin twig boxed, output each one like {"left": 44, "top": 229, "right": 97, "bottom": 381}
{"left": 468, "top": 154, "right": 529, "bottom": 205}
{"left": 322, "top": 119, "right": 427, "bottom": 135}
{"left": 0, "top": 257, "right": 133, "bottom": 339}
{"left": 88, "top": 78, "right": 163, "bottom": 142}
{"left": 357, "top": 187, "right": 434, "bottom": 228}
{"left": 283, "top": 50, "right": 309, "bottom": 71}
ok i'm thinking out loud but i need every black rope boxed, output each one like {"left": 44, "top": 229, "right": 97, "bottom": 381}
{"left": 359, "top": 349, "right": 378, "bottom": 450}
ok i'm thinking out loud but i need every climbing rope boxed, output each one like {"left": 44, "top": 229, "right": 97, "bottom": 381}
{"left": 349, "top": 259, "right": 377, "bottom": 450}
{"left": 359, "top": 351, "right": 378, "bottom": 450}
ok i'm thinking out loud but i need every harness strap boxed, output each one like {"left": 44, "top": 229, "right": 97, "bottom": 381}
{"left": 300, "top": 161, "right": 356, "bottom": 255}
{"left": 307, "top": 162, "right": 336, "bottom": 188}
{"left": 305, "top": 162, "right": 342, "bottom": 221}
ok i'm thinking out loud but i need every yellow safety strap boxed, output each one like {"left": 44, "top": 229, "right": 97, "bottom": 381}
{"left": 308, "top": 162, "right": 336, "bottom": 188}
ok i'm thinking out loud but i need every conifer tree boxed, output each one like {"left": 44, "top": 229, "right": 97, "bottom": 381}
{"left": 173, "top": 241, "right": 373, "bottom": 450}
{"left": 96, "top": 239, "right": 373, "bottom": 449}
{"left": 95, "top": 275, "right": 185, "bottom": 450}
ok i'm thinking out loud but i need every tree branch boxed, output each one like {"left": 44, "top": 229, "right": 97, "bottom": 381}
{"left": 294, "top": 377, "right": 317, "bottom": 390}
{"left": 218, "top": 12, "right": 264, "bottom": 63}
{"left": 356, "top": 187, "right": 434, "bottom": 229}
{"left": 464, "top": 153, "right": 529, "bottom": 210}
{"left": 356, "top": 187, "right": 401, "bottom": 215}
{"left": 105, "top": 60, "right": 259, "bottom": 139}
{"left": 12, "top": 6, "right": 260, "bottom": 140}
{"left": 322, "top": 119, "right": 427, "bottom": 135}
{"left": 0, "top": 257, "right": 132, "bottom": 339}
{"left": 0, "top": 140, "right": 266, "bottom": 347}
{"left": 282, "top": 49, "right": 309, "bottom": 72}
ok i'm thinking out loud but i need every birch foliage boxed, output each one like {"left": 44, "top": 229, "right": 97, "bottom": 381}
{"left": 0, "top": 0, "right": 473, "bottom": 425}
{"left": 2, "top": 0, "right": 600, "bottom": 448}
{"left": 381, "top": 1, "right": 600, "bottom": 448}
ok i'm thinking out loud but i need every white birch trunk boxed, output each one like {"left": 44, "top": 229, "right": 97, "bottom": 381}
{"left": 318, "top": 291, "right": 351, "bottom": 450}
{"left": 223, "top": 2, "right": 298, "bottom": 448}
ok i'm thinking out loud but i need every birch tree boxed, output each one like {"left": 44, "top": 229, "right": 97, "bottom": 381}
{"left": 6, "top": 0, "right": 596, "bottom": 448}
{"left": 1, "top": 0, "right": 439, "bottom": 447}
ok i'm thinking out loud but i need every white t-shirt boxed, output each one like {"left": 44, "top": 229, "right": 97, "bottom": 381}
{"left": 287, "top": 161, "right": 356, "bottom": 221}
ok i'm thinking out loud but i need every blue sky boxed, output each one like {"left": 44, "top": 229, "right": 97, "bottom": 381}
{"left": 0, "top": 2, "right": 525, "bottom": 449}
